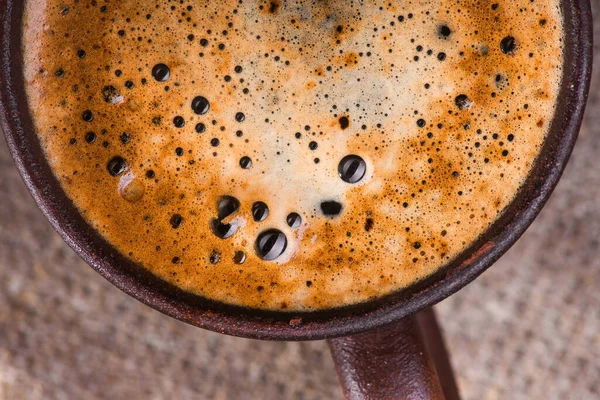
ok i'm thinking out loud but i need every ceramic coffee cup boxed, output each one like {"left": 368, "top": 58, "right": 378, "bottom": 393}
{"left": 0, "top": 0, "right": 591, "bottom": 398}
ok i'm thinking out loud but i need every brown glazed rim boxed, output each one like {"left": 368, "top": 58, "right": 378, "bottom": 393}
{"left": 0, "top": 0, "right": 592, "bottom": 341}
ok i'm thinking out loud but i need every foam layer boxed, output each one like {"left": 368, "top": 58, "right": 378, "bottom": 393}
{"left": 23, "top": 0, "right": 564, "bottom": 311}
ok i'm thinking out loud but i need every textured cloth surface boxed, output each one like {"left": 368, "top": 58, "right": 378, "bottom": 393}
{"left": 1, "top": 3, "right": 600, "bottom": 398}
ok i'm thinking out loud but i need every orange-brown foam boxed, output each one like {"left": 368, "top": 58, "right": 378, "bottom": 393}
{"left": 22, "top": 0, "right": 564, "bottom": 311}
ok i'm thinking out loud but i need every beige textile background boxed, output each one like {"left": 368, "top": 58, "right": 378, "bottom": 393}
{"left": 1, "top": 2, "right": 599, "bottom": 398}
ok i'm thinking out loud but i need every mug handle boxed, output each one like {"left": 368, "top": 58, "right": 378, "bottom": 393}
{"left": 327, "top": 308, "right": 460, "bottom": 400}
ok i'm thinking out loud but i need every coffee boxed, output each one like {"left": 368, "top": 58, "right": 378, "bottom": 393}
{"left": 22, "top": 0, "right": 564, "bottom": 311}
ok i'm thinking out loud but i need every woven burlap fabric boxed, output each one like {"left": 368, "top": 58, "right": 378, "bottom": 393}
{"left": 1, "top": 2, "right": 599, "bottom": 398}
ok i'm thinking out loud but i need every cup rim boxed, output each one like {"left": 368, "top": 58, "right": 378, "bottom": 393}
{"left": 0, "top": 0, "right": 592, "bottom": 340}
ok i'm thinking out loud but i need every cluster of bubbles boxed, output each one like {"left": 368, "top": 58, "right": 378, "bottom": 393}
{"left": 103, "top": 59, "right": 367, "bottom": 260}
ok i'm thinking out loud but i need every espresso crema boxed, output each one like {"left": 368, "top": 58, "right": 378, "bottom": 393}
{"left": 23, "top": 0, "right": 564, "bottom": 310}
